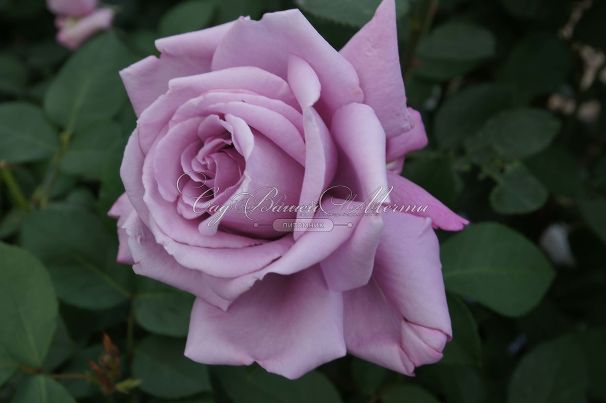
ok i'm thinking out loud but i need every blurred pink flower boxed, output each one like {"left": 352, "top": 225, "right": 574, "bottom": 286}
{"left": 55, "top": 7, "right": 114, "bottom": 50}
{"left": 47, "top": 0, "right": 97, "bottom": 17}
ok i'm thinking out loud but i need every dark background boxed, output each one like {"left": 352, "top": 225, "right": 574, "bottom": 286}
{"left": 0, "top": 0, "right": 605, "bottom": 402}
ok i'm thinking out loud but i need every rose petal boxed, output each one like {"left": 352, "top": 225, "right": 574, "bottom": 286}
{"left": 341, "top": 0, "right": 411, "bottom": 139}
{"left": 212, "top": 11, "right": 363, "bottom": 111}
{"left": 294, "top": 107, "right": 337, "bottom": 240}
{"left": 386, "top": 108, "right": 428, "bottom": 161}
{"left": 197, "top": 114, "right": 304, "bottom": 238}
{"left": 331, "top": 103, "right": 389, "bottom": 201}
{"left": 108, "top": 194, "right": 135, "bottom": 264}
{"left": 122, "top": 212, "right": 232, "bottom": 310}
{"left": 344, "top": 212, "right": 451, "bottom": 375}
{"left": 120, "top": 22, "right": 235, "bottom": 116}
{"left": 288, "top": 55, "right": 321, "bottom": 108}
{"left": 137, "top": 67, "right": 297, "bottom": 153}
{"left": 56, "top": 8, "right": 114, "bottom": 50}
{"left": 320, "top": 213, "right": 383, "bottom": 292}
{"left": 185, "top": 267, "right": 346, "bottom": 379}
{"left": 47, "top": 0, "right": 96, "bottom": 17}
{"left": 387, "top": 171, "right": 469, "bottom": 231}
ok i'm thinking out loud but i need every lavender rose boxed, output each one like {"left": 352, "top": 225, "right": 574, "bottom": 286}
{"left": 46, "top": 0, "right": 114, "bottom": 50}
{"left": 110, "top": 0, "right": 468, "bottom": 379}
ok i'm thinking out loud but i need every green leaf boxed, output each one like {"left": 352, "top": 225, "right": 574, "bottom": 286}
{"left": 578, "top": 330, "right": 606, "bottom": 401}
{"left": 578, "top": 198, "right": 606, "bottom": 244}
{"left": 500, "top": 34, "right": 572, "bottom": 102}
{"left": 490, "top": 163, "right": 548, "bottom": 214}
{"left": 418, "top": 365, "right": 485, "bottom": 403}
{"left": 351, "top": 359, "right": 389, "bottom": 395}
{"left": 435, "top": 84, "right": 513, "bottom": 148}
{"left": 481, "top": 108, "right": 560, "bottom": 160}
{"left": 442, "top": 223, "right": 555, "bottom": 316}
{"left": 0, "top": 102, "right": 58, "bottom": 164}
{"left": 404, "top": 155, "right": 462, "bottom": 206}
{"left": 526, "top": 146, "right": 585, "bottom": 198}
{"left": 0, "top": 53, "right": 27, "bottom": 95}
{"left": 295, "top": 0, "right": 410, "bottom": 27}
{"left": 500, "top": 0, "right": 542, "bottom": 18}
{"left": 382, "top": 385, "right": 440, "bottom": 403}
{"left": 159, "top": 0, "right": 217, "bottom": 37}
{"left": 133, "top": 278, "right": 195, "bottom": 338}
{"left": 218, "top": 366, "right": 342, "bottom": 403}
{"left": 21, "top": 206, "right": 133, "bottom": 310}
{"left": 60, "top": 121, "right": 124, "bottom": 180}
{"left": 43, "top": 320, "right": 75, "bottom": 371}
{"left": 133, "top": 336, "right": 211, "bottom": 399}
{"left": 508, "top": 335, "right": 587, "bottom": 403}
{"left": 0, "top": 243, "right": 57, "bottom": 386}
{"left": 44, "top": 32, "right": 133, "bottom": 133}
{"left": 418, "top": 21, "right": 495, "bottom": 61}
{"left": 442, "top": 295, "right": 481, "bottom": 366}
{"left": 12, "top": 375, "right": 76, "bottom": 403}
{"left": 415, "top": 22, "right": 495, "bottom": 81}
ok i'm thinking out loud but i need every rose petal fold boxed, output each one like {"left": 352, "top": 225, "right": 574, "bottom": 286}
{"left": 341, "top": 0, "right": 410, "bottom": 139}
{"left": 212, "top": 11, "right": 363, "bottom": 110}
{"left": 344, "top": 212, "right": 451, "bottom": 375}
{"left": 387, "top": 172, "right": 469, "bottom": 231}
{"left": 185, "top": 267, "right": 346, "bottom": 380}
{"left": 331, "top": 103, "right": 389, "bottom": 201}
{"left": 120, "top": 22, "right": 234, "bottom": 116}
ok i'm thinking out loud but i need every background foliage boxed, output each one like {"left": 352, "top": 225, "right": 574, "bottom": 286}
{"left": 1, "top": 0, "right": 605, "bottom": 402}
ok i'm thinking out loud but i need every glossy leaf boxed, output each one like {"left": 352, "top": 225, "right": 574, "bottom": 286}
{"left": 442, "top": 223, "right": 555, "bottom": 316}
{"left": 0, "top": 103, "right": 58, "bottom": 164}
{"left": 0, "top": 243, "right": 57, "bottom": 385}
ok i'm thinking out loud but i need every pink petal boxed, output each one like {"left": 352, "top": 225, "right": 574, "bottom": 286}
{"left": 47, "top": 0, "right": 96, "bottom": 17}
{"left": 108, "top": 194, "right": 135, "bottom": 264}
{"left": 386, "top": 108, "right": 428, "bottom": 161}
{"left": 331, "top": 103, "right": 388, "bottom": 201}
{"left": 341, "top": 0, "right": 410, "bottom": 139}
{"left": 287, "top": 55, "right": 321, "bottom": 108}
{"left": 185, "top": 267, "right": 346, "bottom": 379}
{"left": 137, "top": 67, "right": 296, "bottom": 153}
{"left": 120, "top": 22, "right": 235, "bottom": 116}
{"left": 56, "top": 8, "right": 114, "bottom": 50}
{"left": 211, "top": 11, "right": 363, "bottom": 111}
{"left": 197, "top": 114, "right": 304, "bottom": 238}
{"left": 294, "top": 107, "right": 336, "bottom": 240}
{"left": 344, "top": 212, "right": 451, "bottom": 375}
{"left": 123, "top": 212, "right": 232, "bottom": 310}
{"left": 387, "top": 172, "right": 469, "bottom": 231}
{"left": 320, "top": 213, "right": 383, "bottom": 291}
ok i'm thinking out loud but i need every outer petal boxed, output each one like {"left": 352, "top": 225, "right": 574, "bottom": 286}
{"left": 47, "top": 0, "right": 96, "bottom": 16}
{"left": 341, "top": 0, "right": 410, "bottom": 139}
{"left": 320, "top": 213, "right": 383, "bottom": 291}
{"left": 121, "top": 210, "right": 232, "bottom": 310}
{"left": 212, "top": 11, "right": 363, "bottom": 111}
{"left": 388, "top": 171, "right": 469, "bottom": 231}
{"left": 185, "top": 267, "right": 346, "bottom": 380}
{"left": 108, "top": 194, "right": 135, "bottom": 264}
{"left": 331, "top": 103, "right": 388, "bottom": 201}
{"left": 344, "top": 212, "right": 451, "bottom": 375}
{"left": 56, "top": 8, "right": 114, "bottom": 50}
{"left": 386, "top": 108, "right": 428, "bottom": 161}
{"left": 120, "top": 22, "right": 235, "bottom": 116}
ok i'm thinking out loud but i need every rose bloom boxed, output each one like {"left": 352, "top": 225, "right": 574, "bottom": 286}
{"left": 47, "top": 0, "right": 97, "bottom": 17}
{"left": 110, "top": 0, "right": 468, "bottom": 379}
{"left": 55, "top": 8, "right": 114, "bottom": 50}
